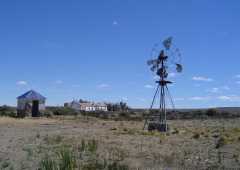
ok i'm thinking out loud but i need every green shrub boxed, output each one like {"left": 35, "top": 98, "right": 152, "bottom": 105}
{"left": 46, "top": 107, "right": 79, "bottom": 116}
{"left": 78, "top": 139, "right": 98, "bottom": 154}
{"left": 0, "top": 105, "right": 17, "bottom": 117}
{"left": 206, "top": 108, "right": 218, "bottom": 117}
{"left": 216, "top": 137, "right": 226, "bottom": 149}
{"left": 42, "top": 110, "right": 54, "bottom": 118}
{"left": 119, "top": 112, "right": 129, "bottom": 118}
{"left": 192, "top": 132, "right": 200, "bottom": 139}
{"left": 110, "top": 127, "right": 117, "bottom": 131}
{"left": 171, "top": 128, "right": 179, "bottom": 135}
{"left": 1, "top": 161, "right": 10, "bottom": 169}
{"left": 106, "top": 162, "right": 129, "bottom": 170}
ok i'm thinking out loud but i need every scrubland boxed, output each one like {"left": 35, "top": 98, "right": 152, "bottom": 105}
{"left": 0, "top": 116, "right": 240, "bottom": 170}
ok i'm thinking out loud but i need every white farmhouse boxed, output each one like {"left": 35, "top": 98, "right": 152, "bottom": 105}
{"left": 65, "top": 101, "right": 108, "bottom": 112}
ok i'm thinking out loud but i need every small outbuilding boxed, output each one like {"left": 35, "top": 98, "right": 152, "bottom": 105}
{"left": 17, "top": 90, "right": 46, "bottom": 117}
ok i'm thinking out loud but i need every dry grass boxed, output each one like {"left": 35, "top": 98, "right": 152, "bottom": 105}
{"left": 0, "top": 116, "right": 240, "bottom": 169}
{"left": 0, "top": 116, "right": 57, "bottom": 125}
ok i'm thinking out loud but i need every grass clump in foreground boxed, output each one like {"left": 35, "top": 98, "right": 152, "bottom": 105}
{"left": 40, "top": 154, "right": 58, "bottom": 170}
{"left": 39, "top": 139, "right": 129, "bottom": 170}
{"left": 58, "top": 147, "right": 76, "bottom": 170}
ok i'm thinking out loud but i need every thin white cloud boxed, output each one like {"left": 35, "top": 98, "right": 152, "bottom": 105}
{"left": 55, "top": 80, "right": 63, "bottom": 84}
{"left": 113, "top": 21, "right": 118, "bottom": 25}
{"left": 144, "top": 84, "right": 154, "bottom": 89}
{"left": 187, "top": 95, "right": 240, "bottom": 102}
{"left": 208, "top": 86, "right": 230, "bottom": 93}
{"left": 153, "top": 75, "right": 159, "bottom": 80}
{"left": 168, "top": 72, "right": 177, "bottom": 78}
{"left": 17, "top": 81, "right": 28, "bottom": 86}
{"left": 72, "top": 84, "right": 80, "bottom": 87}
{"left": 154, "top": 73, "right": 176, "bottom": 79}
{"left": 192, "top": 76, "right": 213, "bottom": 82}
{"left": 222, "top": 86, "right": 230, "bottom": 90}
{"left": 217, "top": 96, "right": 231, "bottom": 101}
{"left": 174, "top": 97, "right": 185, "bottom": 101}
{"left": 97, "top": 84, "right": 110, "bottom": 89}
{"left": 137, "top": 98, "right": 146, "bottom": 102}
{"left": 209, "top": 87, "right": 220, "bottom": 93}
{"left": 234, "top": 75, "right": 240, "bottom": 78}
{"left": 194, "top": 84, "right": 201, "bottom": 87}
{"left": 189, "top": 96, "right": 210, "bottom": 101}
{"left": 217, "top": 95, "right": 240, "bottom": 102}
{"left": 121, "top": 97, "right": 128, "bottom": 101}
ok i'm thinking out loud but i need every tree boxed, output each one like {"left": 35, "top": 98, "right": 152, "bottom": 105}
{"left": 106, "top": 102, "right": 129, "bottom": 112}
{"left": 206, "top": 108, "right": 218, "bottom": 117}
{"left": 119, "top": 101, "right": 129, "bottom": 111}
{"left": 79, "top": 99, "right": 89, "bottom": 103}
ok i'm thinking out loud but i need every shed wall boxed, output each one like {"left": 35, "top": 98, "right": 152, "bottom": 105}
{"left": 17, "top": 99, "right": 45, "bottom": 111}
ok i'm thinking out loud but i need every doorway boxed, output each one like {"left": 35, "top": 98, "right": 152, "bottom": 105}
{"left": 32, "top": 100, "right": 39, "bottom": 117}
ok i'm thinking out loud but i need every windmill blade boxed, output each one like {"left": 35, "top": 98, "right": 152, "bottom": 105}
{"left": 150, "top": 65, "right": 158, "bottom": 72}
{"left": 176, "top": 63, "right": 183, "bottom": 73}
{"left": 147, "top": 60, "right": 153, "bottom": 66}
{"left": 163, "top": 37, "right": 173, "bottom": 50}
{"left": 147, "top": 59, "right": 158, "bottom": 66}
{"left": 175, "top": 48, "right": 180, "bottom": 53}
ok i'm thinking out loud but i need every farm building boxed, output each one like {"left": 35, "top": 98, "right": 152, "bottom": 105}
{"left": 17, "top": 90, "right": 46, "bottom": 117}
{"left": 80, "top": 102, "right": 108, "bottom": 111}
{"left": 64, "top": 100, "right": 108, "bottom": 112}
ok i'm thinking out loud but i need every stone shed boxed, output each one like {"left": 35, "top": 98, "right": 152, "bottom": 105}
{"left": 17, "top": 90, "right": 46, "bottom": 117}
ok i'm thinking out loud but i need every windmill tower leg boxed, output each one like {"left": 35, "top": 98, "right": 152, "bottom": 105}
{"left": 143, "top": 84, "right": 160, "bottom": 130}
{"left": 144, "top": 82, "right": 169, "bottom": 132}
{"left": 158, "top": 83, "right": 168, "bottom": 132}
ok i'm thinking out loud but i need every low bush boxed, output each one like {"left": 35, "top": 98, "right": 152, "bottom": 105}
{"left": 43, "top": 106, "right": 240, "bottom": 120}
{"left": 42, "top": 110, "right": 54, "bottom": 118}
{"left": 206, "top": 108, "right": 218, "bottom": 117}
{"left": 216, "top": 137, "right": 226, "bottom": 149}
{"left": 46, "top": 107, "right": 79, "bottom": 116}
{"left": 78, "top": 139, "right": 98, "bottom": 154}
{"left": 0, "top": 105, "right": 17, "bottom": 117}
{"left": 192, "top": 132, "right": 200, "bottom": 139}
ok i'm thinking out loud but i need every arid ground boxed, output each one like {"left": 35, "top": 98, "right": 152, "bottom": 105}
{"left": 0, "top": 116, "right": 240, "bottom": 170}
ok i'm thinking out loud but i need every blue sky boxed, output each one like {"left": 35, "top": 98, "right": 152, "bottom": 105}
{"left": 0, "top": 0, "right": 240, "bottom": 108}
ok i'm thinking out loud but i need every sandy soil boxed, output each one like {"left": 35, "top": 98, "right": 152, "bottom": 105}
{"left": 0, "top": 116, "right": 240, "bottom": 169}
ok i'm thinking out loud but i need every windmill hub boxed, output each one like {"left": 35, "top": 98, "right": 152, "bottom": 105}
{"left": 144, "top": 37, "right": 183, "bottom": 132}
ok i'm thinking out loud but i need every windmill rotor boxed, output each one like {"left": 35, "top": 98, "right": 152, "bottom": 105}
{"left": 147, "top": 37, "right": 183, "bottom": 79}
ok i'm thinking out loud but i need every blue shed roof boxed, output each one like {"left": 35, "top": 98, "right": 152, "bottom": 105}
{"left": 17, "top": 90, "right": 46, "bottom": 101}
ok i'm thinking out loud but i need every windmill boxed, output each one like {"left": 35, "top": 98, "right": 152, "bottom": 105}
{"left": 143, "top": 37, "right": 183, "bottom": 132}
